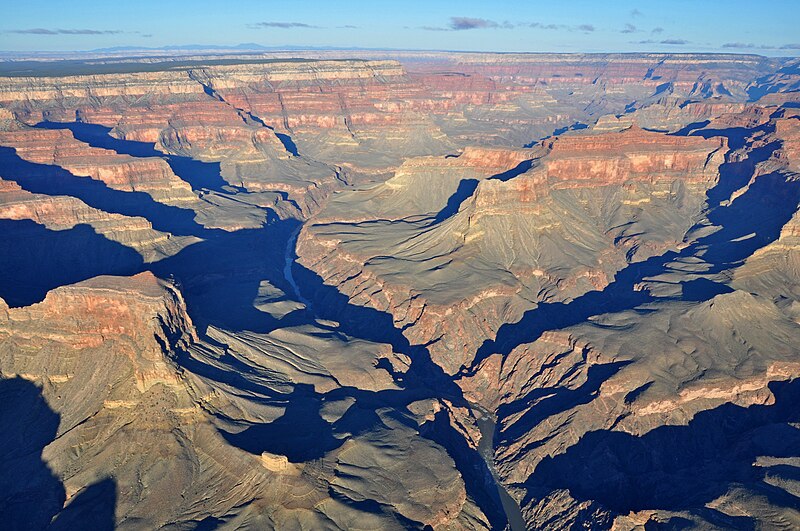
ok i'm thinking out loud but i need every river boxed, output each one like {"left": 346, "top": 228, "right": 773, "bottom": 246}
{"left": 474, "top": 406, "right": 527, "bottom": 531}
{"left": 284, "top": 226, "right": 313, "bottom": 310}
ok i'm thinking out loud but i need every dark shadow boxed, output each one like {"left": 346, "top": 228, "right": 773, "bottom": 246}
{"left": 50, "top": 478, "right": 117, "bottom": 531}
{"left": 275, "top": 133, "right": 299, "bottom": 156}
{"left": 285, "top": 262, "right": 516, "bottom": 526}
{"left": 193, "top": 516, "right": 226, "bottom": 531}
{"left": 497, "top": 362, "right": 631, "bottom": 445}
{"left": 463, "top": 119, "right": 799, "bottom": 374}
{"left": 328, "top": 490, "right": 425, "bottom": 529}
{"left": 0, "top": 145, "right": 210, "bottom": 238}
{"left": 526, "top": 122, "right": 588, "bottom": 146}
{"left": 0, "top": 131, "right": 302, "bottom": 332}
{"left": 148, "top": 222, "right": 304, "bottom": 335}
{"left": 181, "top": 78, "right": 298, "bottom": 158}
{"left": 488, "top": 159, "right": 534, "bottom": 182}
{"left": 680, "top": 277, "right": 734, "bottom": 302}
{"left": 428, "top": 160, "right": 534, "bottom": 227}
{"left": 420, "top": 409, "right": 511, "bottom": 530}
{"left": 653, "top": 82, "right": 673, "bottom": 97}
{"left": 0, "top": 377, "right": 64, "bottom": 530}
{"left": 18, "top": 109, "right": 796, "bottom": 530}
{"left": 524, "top": 379, "right": 800, "bottom": 522}
{"left": 221, "top": 384, "right": 341, "bottom": 462}
{"left": 0, "top": 118, "right": 521, "bottom": 526}
{"left": 672, "top": 120, "right": 710, "bottom": 136}
{"left": 35, "top": 121, "right": 239, "bottom": 193}
{"left": 154, "top": 248, "right": 512, "bottom": 522}
{"left": 431, "top": 178, "right": 478, "bottom": 223}
{"left": 747, "top": 64, "right": 800, "bottom": 101}
{"left": 0, "top": 219, "right": 144, "bottom": 306}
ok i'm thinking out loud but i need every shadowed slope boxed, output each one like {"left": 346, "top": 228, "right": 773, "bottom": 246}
{"left": 465, "top": 121, "right": 799, "bottom": 373}
{"left": 526, "top": 379, "right": 800, "bottom": 524}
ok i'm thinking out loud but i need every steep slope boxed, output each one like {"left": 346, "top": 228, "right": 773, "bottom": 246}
{"left": 298, "top": 126, "right": 726, "bottom": 374}
{"left": 0, "top": 273, "right": 492, "bottom": 529}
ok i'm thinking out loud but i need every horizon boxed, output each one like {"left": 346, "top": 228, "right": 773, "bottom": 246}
{"left": 1, "top": 0, "right": 798, "bottom": 57}
{"left": 3, "top": 44, "right": 797, "bottom": 59}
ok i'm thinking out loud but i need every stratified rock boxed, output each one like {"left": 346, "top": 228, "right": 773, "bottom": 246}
{"left": 298, "top": 127, "right": 726, "bottom": 374}
{"left": 0, "top": 178, "right": 197, "bottom": 261}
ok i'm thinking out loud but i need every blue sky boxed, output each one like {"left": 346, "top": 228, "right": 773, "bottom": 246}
{"left": 1, "top": 0, "right": 798, "bottom": 55}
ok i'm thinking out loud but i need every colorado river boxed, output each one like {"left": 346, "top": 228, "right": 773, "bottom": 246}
{"left": 474, "top": 407, "right": 527, "bottom": 531}
{"left": 284, "top": 226, "right": 313, "bottom": 310}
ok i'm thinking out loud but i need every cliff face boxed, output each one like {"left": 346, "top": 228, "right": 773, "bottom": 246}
{"left": 0, "top": 180, "right": 197, "bottom": 262}
{"left": 0, "top": 273, "right": 211, "bottom": 528}
{"left": 542, "top": 126, "right": 725, "bottom": 184}
{"left": 0, "top": 128, "right": 197, "bottom": 205}
{"left": 731, "top": 112, "right": 800, "bottom": 321}
{"left": 297, "top": 126, "right": 727, "bottom": 374}
{"left": 455, "top": 111, "right": 800, "bottom": 529}
{"left": 0, "top": 53, "right": 777, "bottom": 183}
{"left": 0, "top": 273, "right": 195, "bottom": 389}
{"left": 0, "top": 273, "right": 482, "bottom": 529}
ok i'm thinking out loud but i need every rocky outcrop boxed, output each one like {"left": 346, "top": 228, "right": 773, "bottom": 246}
{"left": 298, "top": 127, "right": 726, "bottom": 374}
{"left": 0, "top": 178, "right": 197, "bottom": 261}
{"left": 0, "top": 273, "right": 194, "bottom": 390}
{"left": 0, "top": 128, "right": 198, "bottom": 205}
{"left": 731, "top": 113, "right": 800, "bottom": 322}
{"left": 0, "top": 273, "right": 485, "bottom": 529}
{"left": 459, "top": 287, "right": 800, "bottom": 529}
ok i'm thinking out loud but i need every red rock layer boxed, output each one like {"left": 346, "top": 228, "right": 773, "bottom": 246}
{"left": 0, "top": 128, "right": 197, "bottom": 205}
{"left": 0, "top": 272, "right": 195, "bottom": 390}
{"left": 298, "top": 127, "right": 728, "bottom": 375}
{"left": 0, "top": 178, "right": 196, "bottom": 261}
{"left": 543, "top": 126, "right": 726, "bottom": 185}
{"left": 445, "top": 53, "right": 775, "bottom": 94}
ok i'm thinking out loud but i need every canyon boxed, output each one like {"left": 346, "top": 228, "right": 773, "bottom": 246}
{"left": 0, "top": 51, "right": 799, "bottom": 530}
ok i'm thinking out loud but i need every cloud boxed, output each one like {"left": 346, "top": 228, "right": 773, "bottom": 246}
{"left": 660, "top": 39, "right": 689, "bottom": 45}
{"left": 526, "top": 22, "right": 594, "bottom": 32}
{"left": 637, "top": 38, "right": 690, "bottom": 45}
{"left": 630, "top": 9, "right": 644, "bottom": 17}
{"left": 720, "top": 42, "right": 800, "bottom": 51}
{"left": 420, "top": 16, "right": 515, "bottom": 31}
{"left": 337, "top": 25, "right": 358, "bottom": 29}
{"left": 621, "top": 23, "right": 638, "bottom": 34}
{"left": 448, "top": 17, "right": 499, "bottom": 30}
{"left": 421, "top": 18, "right": 594, "bottom": 32}
{"left": 527, "top": 22, "right": 565, "bottom": 30}
{"left": 8, "top": 28, "right": 124, "bottom": 35}
{"left": 651, "top": 27, "right": 664, "bottom": 34}
{"left": 722, "top": 42, "right": 755, "bottom": 49}
{"left": 249, "top": 22, "right": 322, "bottom": 29}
